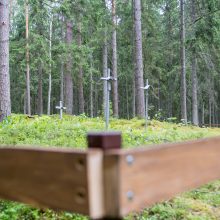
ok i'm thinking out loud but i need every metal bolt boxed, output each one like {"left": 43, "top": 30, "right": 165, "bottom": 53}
{"left": 126, "top": 155, "right": 134, "bottom": 165}
{"left": 127, "top": 191, "right": 134, "bottom": 201}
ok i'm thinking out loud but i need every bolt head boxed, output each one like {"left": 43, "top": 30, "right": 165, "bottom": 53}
{"left": 126, "top": 155, "right": 134, "bottom": 165}
{"left": 127, "top": 191, "right": 134, "bottom": 201}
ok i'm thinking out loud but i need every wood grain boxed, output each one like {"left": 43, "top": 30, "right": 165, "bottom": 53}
{"left": 87, "top": 132, "right": 122, "bottom": 220}
{"left": 107, "top": 137, "right": 220, "bottom": 216}
{"left": 0, "top": 146, "right": 102, "bottom": 217}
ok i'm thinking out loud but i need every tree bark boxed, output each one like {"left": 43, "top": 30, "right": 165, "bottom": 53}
{"left": 25, "top": 0, "right": 31, "bottom": 115}
{"left": 60, "top": 16, "right": 64, "bottom": 103}
{"left": 165, "top": 1, "right": 174, "bottom": 118}
{"left": 191, "top": 52, "right": 198, "bottom": 125}
{"left": 60, "top": 62, "right": 64, "bottom": 102}
{"left": 89, "top": 55, "right": 93, "bottom": 118}
{"left": 0, "top": 0, "right": 11, "bottom": 117}
{"left": 202, "top": 103, "right": 205, "bottom": 125}
{"left": 191, "top": 0, "right": 199, "bottom": 126}
{"left": 77, "top": 22, "right": 85, "bottom": 114}
{"left": 132, "top": 78, "right": 136, "bottom": 118}
{"left": 64, "top": 20, "right": 73, "bottom": 115}
{"left": 47, "top": 18, "right": 52, "bottom": 115}
{"left": 103, "top": 27, "right": 108, "bottom": 116}
{"left": 37, "top": 62, "right": 43, "bottom": 116}
{"left": 134, "top": 0, "right": 145, "bottom": 118}
{"left": 209, "top": 98, "right": 212, "bottom": 127}
{"left": 112, "top": 0, "right": 119, "bottom": 118}
{"left": 180, "top": 0, "right": 187, "bottom": 122}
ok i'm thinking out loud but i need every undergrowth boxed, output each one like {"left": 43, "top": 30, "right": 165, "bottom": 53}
{"left": 0, "top": 114, "right": 219, "bottom": 220}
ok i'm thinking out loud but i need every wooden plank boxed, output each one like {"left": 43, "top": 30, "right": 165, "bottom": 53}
{"left": 88, "top": 132, "right": 121, "bottom": 151}
{"left": 103, "top": 154, "right": 120, "bottom": 218}
{"left": 0, "top": 146, "right": 103, "bottom": 217}
{"left": 87, "top": 132, "right": 122, "bottom": 220}
{"left": 107, "top": 136, "right": 220, "bottom": 216}
{"left": 87, "top": 149, "right": 104, "bottom": 219}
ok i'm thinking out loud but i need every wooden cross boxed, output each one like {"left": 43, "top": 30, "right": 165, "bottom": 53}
{"left": 101, "top": 69, "right": 117, "bottom": 130}
{"left": 56, "top": 101, "right": 66, "bottom": 120}
{"left": 141, "top": 79, "right": 150, "bottom": 129}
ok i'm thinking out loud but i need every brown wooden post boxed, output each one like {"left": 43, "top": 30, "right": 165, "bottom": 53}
{"left": 88, "top": 132, "right": 122, "bottom": 220}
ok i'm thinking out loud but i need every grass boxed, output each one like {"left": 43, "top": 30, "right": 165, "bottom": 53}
{"left": 0, "top": 114, "right": 220, "bottom": 219}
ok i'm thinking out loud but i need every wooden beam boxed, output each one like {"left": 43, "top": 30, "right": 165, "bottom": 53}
{"left": 88, "top": 132, "right": 122, "bottom": 220}
{"left": 111, "top": 136, "right": 220, "bottom": 216}
{"left": 0, "top": 146, "right": 103, "bottom": 218}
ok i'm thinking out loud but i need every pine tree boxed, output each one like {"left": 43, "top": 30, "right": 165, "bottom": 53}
{"left": 133, "top": 0, "right": 145, "bottom": 118}
{"left": 0, "top": 0, "right": 11, "bottom": 118}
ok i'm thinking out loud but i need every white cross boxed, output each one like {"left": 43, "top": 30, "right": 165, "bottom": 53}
{"left": 56, "top": 101, "right": 66, "bottom": 120}
{"left": 141, "top": 79, "right": 150, "bottom": 130}
{"left": 100, "top": 69, "right": 117, "bottom": 130}
{"left": 140, "top": 79, "right": 150, "bottom": 90}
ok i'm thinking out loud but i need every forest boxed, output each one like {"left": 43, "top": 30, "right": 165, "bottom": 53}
{"left": 1, "top": 0, "right": 220, "bottom": 219}
{"left": 1, "top": 0, "right": 220, "bottom": 125}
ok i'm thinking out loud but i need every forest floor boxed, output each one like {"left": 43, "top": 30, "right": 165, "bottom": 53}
{"left": 0, "top": 114, "right": 220, "bottom": 220}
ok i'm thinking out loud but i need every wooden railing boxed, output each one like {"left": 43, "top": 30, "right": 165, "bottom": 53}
{"left": 0, "top": 132, "right": 220, "bottom": 219}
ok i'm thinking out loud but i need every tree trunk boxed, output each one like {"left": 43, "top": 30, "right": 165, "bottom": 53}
{"left": 158, "top": 79, "right": 161, "bottom": 111}
{"left": 64, "top": 20, "right": 73, "bottom": 115}
{"left": 77, "top": 22, "right": 84, "bottom": 114}
{"left": 132, "top": 78, "right": 136, "bottom": 118}
{"left": 202, "top": 103, "right": 205, "bottom": 125}
{"left": 89, "top": 55, "right": 93, "bottom": 118}
{"left": 60, "top": 16, "right": 64, "bottom": 103}
{"left": 25, "top": 0, "right": 31, "bottom": 115}
{"left": 126, "top": 78, "right": 130, "bottom": 119}
{"left": 60, "top": 62, "right": 64, "bottom": 102}
{"left": 134, "top": 0, "right": 145, "bottom": 118}
{"left": 103, "top": 27, "right": 108, "bottom": 116}
{"left": 0, "top": 0, "right": 11, "bottom": 117}
{"left": 180, "top": 0, "right": 187, "bottom": 122}
{"left": 165, "top": 1, "right": 173, "bottom": 118}
{"left": 209, "top": 98, "right": 212, "bottom": 127}
{"left": 37, "top": 62, "right": 43, "bottom": 116}
{"left": 112, "top": 0, "right": 119, "bottom": 118}
{"left": 191, "top": 53, "right": 198, "bottom": 125}
{"left": 47, "top": 18, "right": 52, "bottom": 115}
{"left": 191, "top": 0, "right": 198, "bottom": 126}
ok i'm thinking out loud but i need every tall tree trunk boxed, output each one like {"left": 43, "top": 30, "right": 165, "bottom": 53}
{"left": 37, "top": 62, "right": 43, "bottom": 116}
{"left": 134, "top": 0, "right": 145, "bottom": 118}
{"left": 103, "top": 27, "right": 108, "bottom": 116}
{"left": 60, "top": 16, "right": 64, "bottom": 103}
{"left": 202, "top": 103, "right": 205, "bottom": 125}
{"left": 64, "top": 20, "right": 73, "bottom": 114}
{"left": 126, "top": 78, "right": 130, "bottom": 119}
{"left": 165, "top": 1, "right": 173, "bottom": 118}
{"left": 89, "top": 55, "right": 93, "bottom": 118}
{"left": 47, "top": 18, "right": 52, "bottom": 115}
{"left": 0, "top": 0, "right": 11, "bottom": 117}
{"left": 180, "top": 0, "right": 187, "bottom": 122}
{"left": 132, "top": 78, "right": 136, "bottom": 118}
{"left": 60, "top": 62, "right": 64, "bottom": 102}
{"left": 209, "top": 98, "right": 212, "bottom": 127}
{"left": 191, "top": 0, "right": 198, "bottom": 125}
{"left": 77, "top": 22, "right": 84, "bottom": 114}
{"left": 191, "top": 53, "right": 198, "bottom": 125}
{"left": 25, "top": 0, "right": 31, "bottom": 115}
{"left": 112, "top": 0, "right": 119, "bottom": 117}
{"left": 158, "top": 79, "right": 161, "bottom": 111}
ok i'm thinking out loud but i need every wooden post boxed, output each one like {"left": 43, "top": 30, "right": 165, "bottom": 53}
{"left": 88, "top": 132, "right": 122, "bottom": 220}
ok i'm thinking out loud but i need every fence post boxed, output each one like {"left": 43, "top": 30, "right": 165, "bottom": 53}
{"left": 88, "top": 132, "right": 122, "bottom": 220}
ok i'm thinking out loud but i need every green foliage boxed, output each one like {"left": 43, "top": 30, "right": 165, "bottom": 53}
{"left": 0, "top": 115, "right": 220, "bottom": 219}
